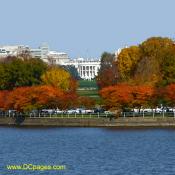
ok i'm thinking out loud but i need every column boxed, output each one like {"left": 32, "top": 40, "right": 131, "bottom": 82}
{"left": 85, "top": 66, "right": 87, "bottom": 79}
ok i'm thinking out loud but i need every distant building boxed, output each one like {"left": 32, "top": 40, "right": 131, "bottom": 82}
{"left": 0, "top": 43, "right": 101, "bottom": 80}
{"left": 47, "top": 51, "right": 69, "bottom": 65}
{"left": 64, "top": 58, "right": 100, "bottom": 80}
{"left": 30, "top": 44, "right": 100, "bottom": 80}
{"left": 30, "top": 43, "right": 49, "bottom": 59}
{"left": 30, "top": 48, "right": 42, "bottom": 58}
{"left": 0, "top": 45, "right": 30, "bottom": 58}
{"left": 31, "top": 43, "right": 69, "bottom": 65}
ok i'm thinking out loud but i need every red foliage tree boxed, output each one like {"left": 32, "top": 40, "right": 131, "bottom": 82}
{"left": 100, "top": 84, "right": 133, "bottom": 109}
{"left": 4, "top": 86, "right": 67, "bottom": 112}
{"left": 0, "top": 90, "right": 9, "bottom": 110}
{"left": 163, "top": 84, "right": 175, "bottom": 106}
{"left": 77, "top": 96, "right": 96, "bottom": 109}
{"left": 100, "top": 84, "right": 155, "bottom": 110}
{"left": 132, "top": 85, "right": 155, "bottom": 108}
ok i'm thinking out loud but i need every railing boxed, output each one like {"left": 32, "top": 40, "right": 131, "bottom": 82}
{"left": 29, "top": 113, "right": 110, "bottom": 118}
{"left": 121, "top": 111, "right": 175, "bottom": 118}
{"left": 1, "top": 111, "right": 175, "bottom": 118}
{"left": 0, "top": 112, "right": 111, "bottom": 118}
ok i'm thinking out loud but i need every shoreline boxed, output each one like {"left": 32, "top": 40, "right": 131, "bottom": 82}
{"left": 1, "top": 117, "right": 175, "bottom": 128}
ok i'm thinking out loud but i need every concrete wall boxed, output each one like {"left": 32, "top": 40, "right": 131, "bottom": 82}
{"left": 1, "top": 117, "right": 175, "bottom": 127}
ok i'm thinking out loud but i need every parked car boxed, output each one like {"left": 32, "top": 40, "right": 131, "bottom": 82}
{"left": 41, "top": 109, "right": 55, "bottom": 114}
{"left": 85, "top": 109, "right": 94, "bottom": 114}
{"left": 66, "top": 109, "right": 77, "bottom": 114}
{"left": 54, "top": 109, "right": 63, "bottom": 114}
{"left": 140, "top": 108, "right": 152, "bottom": 113}
{"left": 75, "top": 108, "right": 85, "bottom": 114}
{"left": 94, "top": 108, "right": 105, "bottom": 113}
{"left": 152, "top": 108, "right": 162, "bottom": 114}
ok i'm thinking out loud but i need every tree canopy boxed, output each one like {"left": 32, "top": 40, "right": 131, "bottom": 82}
{"left": 117, "top": 46, "right": 141, "bottom": 81}
{"left": 100, "top": 37, "right": 175, "bottom": 109}
{"left": 115, "top": 37, "right": 175, "bottom": 86}
{"left": 100, "top": 84, "right": 155, "bottom": 110}
{"left": 41, "top": 66, "right": 77, "bottom": 92}
{"left": 0, "top": 58, "right": 47, "bottom": 90}
{"left": 96, "top": 52, "right": 118, "bottom": 89}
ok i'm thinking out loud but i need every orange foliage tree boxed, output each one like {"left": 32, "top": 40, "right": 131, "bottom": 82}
{"left": 100, "top": 84, "right": 134, "bottom": 109}
{"left": 100, "top": 84, "right": 155, "bottom": 110}
{"left": 132, "top": 85, "right": 155, "bottom": 108}
{"left": 163, "top": 84, "right": 175, "bottom": 106}
{"left": 59, "top": 92, "right": 78, "bottom": 110}
{"left": 4, "top": 85, "right": 72, "bottom": 112}
{"left": 77, "top": 96, "right": 96, "bottom": 109}
{"left": 0, "top": 90, "right": 9, "bottom": 110}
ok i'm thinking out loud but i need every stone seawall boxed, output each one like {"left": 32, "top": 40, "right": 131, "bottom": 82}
{"left": 1, "top": 117, "right": 175, "bottom": 127}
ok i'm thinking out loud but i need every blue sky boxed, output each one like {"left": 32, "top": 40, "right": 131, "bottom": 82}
{"left": 0, "top": 0, "right": 174, "bottom": 58}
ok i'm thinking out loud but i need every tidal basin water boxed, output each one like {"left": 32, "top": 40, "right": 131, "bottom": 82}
{"left": 1, "top": 127, "right": 175, "bottom": 175}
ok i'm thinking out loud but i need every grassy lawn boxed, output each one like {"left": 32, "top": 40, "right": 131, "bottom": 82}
{"left": 77, "top": 89, "right": 99, "bottom": 96}
{"left": 78, "top": 80, "right": 98, "bottom": 89}
{"left": 77, "top": 80, "right": 102, "bottom": 104}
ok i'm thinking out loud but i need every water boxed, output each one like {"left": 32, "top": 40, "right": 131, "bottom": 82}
{"left": 1, "top": 127, "right": 175, "bottom": 175}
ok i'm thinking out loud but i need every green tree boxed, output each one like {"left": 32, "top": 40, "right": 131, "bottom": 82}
{"left": 0, "top": 58, "right": 47, "bottom": 90}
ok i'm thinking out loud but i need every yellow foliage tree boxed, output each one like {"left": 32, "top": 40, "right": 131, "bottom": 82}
{"left": 117, "top": 46, "right": 141, "bottom": 81}
{"left": 41, "top": 67, "right": 71, "bottom": 91}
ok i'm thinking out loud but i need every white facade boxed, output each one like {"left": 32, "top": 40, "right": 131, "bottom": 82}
{"left": 30, "top": 43, "right": 49, "bottom": 59}
{"left": 47, "top": 51, "right": 69, "bottom": 65}
{"left": 76, "top": 60, "right": 100, "bottom": 80}
{"left": 30, "top": 48, "right": 42, "bottom": 58}
{"left": 0, "top": 45, "right": 30, "bottom": 57}
{"left": 30, "top": 43, "right": 69, "bottom": 65}
{"left": 64, "top": 58, "right": 101, "bottom": 80}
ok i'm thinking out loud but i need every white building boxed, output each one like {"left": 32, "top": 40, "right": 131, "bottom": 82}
{"left": 0, "top": 43, "right": 101, "bottom": 80}
{"left": 47, "top": 51, "right": 69, "bottom": 65}
{"left": 0, "top": 45, "right": 30, "bottom": 58}
{"left": 31, "top": 43, "right": 69, "bottom": 65}
{"left": 30, "top": 43, "right": 49, "bottom": 59}
{"left": 31, "top": 44, "right": 101, "bottom": 80}
{"left": 64, "top": 58, "right": 100, "bottom": 80}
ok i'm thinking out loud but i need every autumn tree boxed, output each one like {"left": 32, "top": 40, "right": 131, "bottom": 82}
{"left": 131, "top": 85, "right": 155, "bottom": 108}
{"left": 5, "top": 87, "right": 36, "bottom": 112}
{"left": 77, "top": 96, "right": 96, "bottom": 108}
{"left": 100, "top": 84, "right": 155, "bottom": 110}
{"left": 134, "top": 37, "right": 175, "bottom": 86}
{"left": 160, "top": 46, "right": 175, "bottom": 86}
{"left": 96, "top": 52, "right": 118, "bottom": 89}
{"left": 4, "top": 86, "right": 66, "bottom": 112}
{"left": 100, "top": 84, "right": 134, "bottom": 110}
{"left": 117, "top": 46, "right": 141, "bottom": 82}
{"left": 41, "top": 66, "right": 73, "bottom": 91}
{"left": 111, "top": 37, "right": 175, "bottom": 86}
{"left": 60, "top": 92, "right": 78, "bottom": 109}
{"left": 163, "top": 84, "right": 175, "bottom": 106}
{"left": 0, "top": 90, "right": 9, "bottom": 110}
